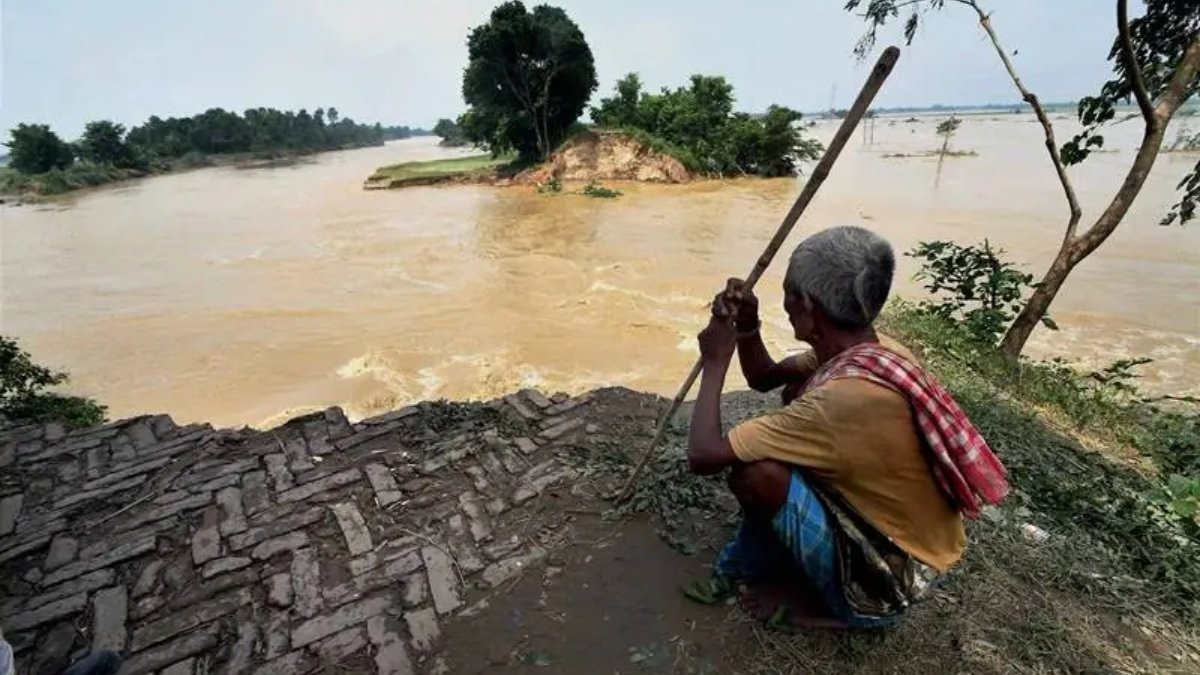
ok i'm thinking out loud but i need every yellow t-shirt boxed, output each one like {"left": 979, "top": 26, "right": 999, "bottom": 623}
{"left": 728, "top": 339, "right": 966, "bottom": 572}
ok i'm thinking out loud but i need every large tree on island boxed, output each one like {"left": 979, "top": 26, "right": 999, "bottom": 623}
{"left": 846, "top": 0, "right": 1200, "bottom": 359}
{"left": 459, "top": 1, "right": 597, "bottom": 161}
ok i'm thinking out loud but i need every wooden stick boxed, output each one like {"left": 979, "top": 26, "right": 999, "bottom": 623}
{"left": 616, "top": 46, "right": 901, "bottom": 502}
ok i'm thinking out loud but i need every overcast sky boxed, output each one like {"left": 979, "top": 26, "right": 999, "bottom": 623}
{"left": 2, "top": 0, "right": 1120, "bottom": 138}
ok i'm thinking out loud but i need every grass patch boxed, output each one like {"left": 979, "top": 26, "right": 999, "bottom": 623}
{"left": 366, "top": 153, "right": 514, "bottom": 187}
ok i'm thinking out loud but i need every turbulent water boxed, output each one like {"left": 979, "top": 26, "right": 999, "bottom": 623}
{"left": 2, "top": 115, "right": 1197, "bottom": 427}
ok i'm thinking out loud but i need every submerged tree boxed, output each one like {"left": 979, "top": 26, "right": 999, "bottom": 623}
{"left": 459, "top": 1, "right": 598, "bottom": 161}
{"left": 846, "top": 0, "right": 1200, "bottom": 359}
{"left": 934, "top": 115, "right": 961, "bottom": 185}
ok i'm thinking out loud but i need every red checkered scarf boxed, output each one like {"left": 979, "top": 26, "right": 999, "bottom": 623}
{"left": 803, "top": 342, "right": 1010, "bottom": 519}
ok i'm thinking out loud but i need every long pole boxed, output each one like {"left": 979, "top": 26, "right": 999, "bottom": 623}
{"left": 617, "top": 46, "right": 901, "bottom": 501}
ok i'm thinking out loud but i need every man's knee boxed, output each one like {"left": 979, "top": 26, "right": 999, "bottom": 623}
{"left": 728, "top": 460, "right": 791, "bottom": 517}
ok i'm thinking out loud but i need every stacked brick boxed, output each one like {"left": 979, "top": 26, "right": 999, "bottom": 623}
{"left": 0, "top": 390, "right": 594, "bottom": 674}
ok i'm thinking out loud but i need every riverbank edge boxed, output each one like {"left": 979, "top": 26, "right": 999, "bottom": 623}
{"left": 0, "top": 143, "right": 385, "bottom": 203}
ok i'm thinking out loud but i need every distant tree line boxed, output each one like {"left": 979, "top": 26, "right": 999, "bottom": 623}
{"left": 4, "top": 107, "right": 429, "bottom": 178}
{"left": 590, "top": 73, "right": 823, "bottom": 177}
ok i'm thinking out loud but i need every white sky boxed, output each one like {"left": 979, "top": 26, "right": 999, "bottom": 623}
{"left": 1, "top": 0, "right": 1120, "bottom": 138}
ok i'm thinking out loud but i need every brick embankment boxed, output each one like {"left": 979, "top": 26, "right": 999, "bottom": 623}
{"left": 0, "top": 389, "right": 612, "bottom": 675}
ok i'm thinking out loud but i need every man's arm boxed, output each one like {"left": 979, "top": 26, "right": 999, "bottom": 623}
{"left": 715, "top": 278, "right": 812, "bottom": 393}
{"left": 736, "top": 330, "right": 812, "bottom": 393}
{"left": 688, "top": 317, "right": 739, "bottom": 475}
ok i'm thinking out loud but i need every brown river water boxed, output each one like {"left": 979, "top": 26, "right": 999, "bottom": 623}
{"left": 2, "top": 115, "right": 1198, "bottom": 428}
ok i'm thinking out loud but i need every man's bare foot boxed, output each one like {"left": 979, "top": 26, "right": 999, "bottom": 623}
{"left": 738, "top": 581, "right": 848, "bottom": 631}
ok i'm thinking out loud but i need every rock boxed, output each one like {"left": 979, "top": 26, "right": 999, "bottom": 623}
{"left": 276, "top": 468, "right": 360, "bottom": 503}
{"left": 421, "top": 546, "right": 462, "bottom": 615}
{"left": 225, "top": 622, "right": 260, "bottom": 675}
{"left": 191, "top": 525, "right": 221, "bottom": 565}
{"left": 364, "top": 463, "right": 403, "bottom": 506}
{"left": 91, "top": 585, "right": 128, "bottom": 651}
{"left": 290, "top": 594, "right": 392, "bottom": 648}
{"left": 330, "top": 502, "right": 374, "bottom": 555}
{"left": 129, "top": 588, "right": 250, "bottom": 651}
{"left": 404, "top": 608, "right": 440, "bottom": 652}
{"left": 251, "top": 531, "right": 309, "bottom": 560}
{"left": 119, "top": 623, "right": 220, "bottom": 675}
{"left": 291, "top": 547, "right": 322, "bottom": 618}
{"left": 366, "top": 615, "right": 415, "bottom": 675}
{"left": 5, "top": 592, "right": 87, "bottom": 632}
{"left": 216, "top": 486, "right": 248, "bottom": 535}
{"left": 267, "top": 572, "right": 293, "bottom": 607}
{"left": 0, "top": 493, "right": 25, "bottom": 535}
{"left": 132, "top": 559, "right": 163, "bottom": 597}
{"left": 201, "top": 556, "right": 251, "bottom": 578}
{"left": 160, "top": 658, "right": 195, "bottom": 675}
{"left": 481, "top": 547, "right": 547, "bottom": 588}
{"left": 42, "top": 536, "right": 78, "bottom": 571}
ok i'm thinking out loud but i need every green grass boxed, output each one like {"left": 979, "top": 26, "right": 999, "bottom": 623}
{"left": 366, "top": 153, "right": 514, "bottom": 187}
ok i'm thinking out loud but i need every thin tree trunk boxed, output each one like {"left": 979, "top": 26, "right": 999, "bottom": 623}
{"left": 1000, "top": 33, "right": 1200, "bottom": 358}
{"left": 935, "top": 133, "right": 950, "bottom": 186}
{"left": 1000, "top": 119, "right": 1171, "bottom": 357}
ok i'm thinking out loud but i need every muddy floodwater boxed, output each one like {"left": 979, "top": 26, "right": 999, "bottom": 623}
{"left": 2, "top": 115, "right": 1197, "bottom": 427}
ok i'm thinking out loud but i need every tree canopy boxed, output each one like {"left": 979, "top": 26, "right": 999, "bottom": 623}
{"left": 79, "top": 120, "right": 142, "bottom": 169}
{"left": 591, "top": 73, "right": 822, "bottom": 177}
{"left": 126, "top": 106, "right": 386, "bottom": 160}
{"left": 5, "top": 124, "right": 74, "bottom": 174}
{"left": 433, "top": 118, "right": 470, "bottom": 147}
{"left": 459, "top": 1, "right": 597, "bottom": 160}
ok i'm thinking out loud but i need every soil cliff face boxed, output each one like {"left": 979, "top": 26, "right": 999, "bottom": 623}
{"left": 515, "top": 130, "right": 691, "bottom": 184}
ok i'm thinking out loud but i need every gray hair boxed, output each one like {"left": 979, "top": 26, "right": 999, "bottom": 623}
{"left": 783, "top": 226, "right": 895, "bottom": 329}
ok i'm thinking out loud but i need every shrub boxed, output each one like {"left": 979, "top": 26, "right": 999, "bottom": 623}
{"left": 908, "top": 239, "right": 1052, "bottom": 345}
{"left": 0, "top": 336, "right": 106, "bottom": 428}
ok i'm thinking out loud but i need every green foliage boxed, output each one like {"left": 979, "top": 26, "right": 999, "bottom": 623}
{"left": 580, "top": 181, "right": 621, "bottom": 198}
{"left": 536, "top": 176, "right": 563, "bottom": 193}
{"left": 935, "top": 115, "right": 961, "bottom": 137}
{"left": 591, "top": 73, "right": 822, "bottom": 177}
{"left": 881, "top": 304, "right": 1200, "bottom": 609}
{"left": 126, "top": 106, "right": 386, "bottom": 160}
{"left": 908, "top": 240, "right": 1048, "bottom": 345}
{"left": 459, "top": 1, "right": 598, "bottom": 161}
{"left": 432, "top": 118, "right": 470, "bottom": 147}
{"left": 5, "top": 123, "right": 74, "bottom": 173}
{"left": 78, "top": 120, "right": 143, "bottom": 169}
{"left": 0, "top": 335, "right": 106, "bottom": 428}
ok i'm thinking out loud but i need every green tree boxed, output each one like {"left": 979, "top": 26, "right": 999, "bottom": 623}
{"left": 432, "top": 118, "right": 469, "bottom": 146}
{"left": 846, "top": 0, "right": 1200, "bottom": 359}
{"left": 591, "top": 75, "right": 820, "bottom": 177}
{"left": 460, "top": 1, "right": 598, "bottom": 160}
{"left": 0, "top": 336, "right": 106, "bottom": 427}
{"left": 591, "top": 73, "right": 643, "bottom": 128}
{"left": 5, "top": 123, "right": 74, "bottom": 174}
{"left": 78, "top": 120, "right": 141, "bottom": 168}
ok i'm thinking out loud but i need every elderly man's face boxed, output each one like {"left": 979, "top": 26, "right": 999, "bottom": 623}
{"left": 783, "top": 290, "right": 814, "bottom": 342}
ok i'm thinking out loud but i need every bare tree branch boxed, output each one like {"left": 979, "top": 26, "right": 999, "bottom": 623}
{"left": 966, "top": 0, "right": 1082, "bottom": 242}
{"left": 1118, "top": 0, "right": 1156, "bottom": 125}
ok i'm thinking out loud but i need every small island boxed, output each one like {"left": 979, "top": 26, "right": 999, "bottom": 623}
{"left": 364, "top": 2, "right": 822, "bottom": 192}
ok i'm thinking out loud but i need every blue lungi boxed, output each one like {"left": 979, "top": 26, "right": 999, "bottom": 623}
{"left": 713, "top": 470, "right": 897, "bottom": 629}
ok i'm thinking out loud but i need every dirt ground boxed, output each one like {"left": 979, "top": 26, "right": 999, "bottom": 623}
{"left": 441, "top": 516, "right": 745, "bottom": 675}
